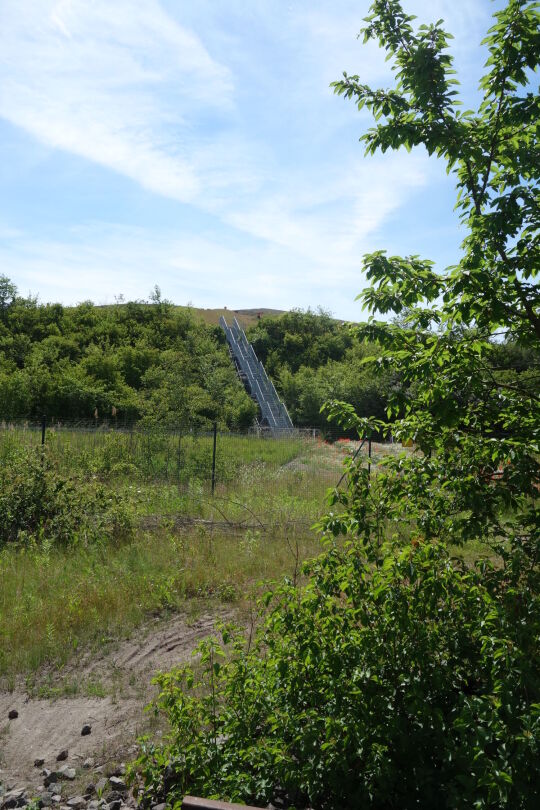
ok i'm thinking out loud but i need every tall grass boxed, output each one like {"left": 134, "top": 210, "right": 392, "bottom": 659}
{"left": 0, "top": 426, "right": 341, "bottom": 682}
{"left": 0, "top": 423, "right": 323, "bottom": 489}
{"left": 1, "top": 426, "right": 415, "bottom": 682}
{"left": 0, "top": 525, "right": 319, "bottom": 681}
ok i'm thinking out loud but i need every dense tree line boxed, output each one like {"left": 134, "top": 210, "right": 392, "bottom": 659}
{"left": 247, "top": 308, "right": 395, "bottom": 428}
{"left": 0, "top": 277, "right": 256, "bottom": 428}
{"left": 0, "top": 279, "right": 396, "bottom": 430}
{"left": 0, "top": 277, "right": 536, "bottom": 431}
{"left": 247, "top": 308, "right": 537, "bottom": 430}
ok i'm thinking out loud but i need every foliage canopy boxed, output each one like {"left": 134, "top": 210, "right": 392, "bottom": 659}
{"left": 0, "top": 292, "right": 257, "bottom": 428}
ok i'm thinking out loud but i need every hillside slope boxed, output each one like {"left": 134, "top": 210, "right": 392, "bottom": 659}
{"left": 188, "top": 307, "right": 285, "bottom": 328}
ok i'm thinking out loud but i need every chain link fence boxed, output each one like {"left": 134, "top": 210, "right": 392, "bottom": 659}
{"left": 0, "top": 416, "right": 388, "bottom": 494}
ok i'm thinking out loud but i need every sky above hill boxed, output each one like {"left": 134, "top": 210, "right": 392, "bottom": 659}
{"left": 0, "top": 0, "right": 504, "bottom": 320}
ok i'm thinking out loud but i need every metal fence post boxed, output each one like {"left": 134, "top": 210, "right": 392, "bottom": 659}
{"left": 41, "top": 414, "right": 46, "bottom": 446}
{"left": 368, "top": 437, "right": 372, "bottom": 478}
{"left": 211, "top": 421, "right": 217, "bottom": 495}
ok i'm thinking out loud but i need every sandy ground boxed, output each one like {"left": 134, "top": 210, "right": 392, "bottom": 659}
{"left": 0, "top": 610, "right": 230, "bottom": 792}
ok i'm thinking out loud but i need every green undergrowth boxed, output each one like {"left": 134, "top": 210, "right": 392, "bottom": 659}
{"left": 132, "top": 538, "right": 539, "bottom": 810}
{"left": 0, "top": 439, "right": 336, "bottom": 681}
{"left": 2, "top": 427, "right": 311, "bottom": 487}
{"left": 0, "top": 525, "right": 317, "bottom": 681}
{"left": 0, "top": 442, "right": 498, "bottom": 684}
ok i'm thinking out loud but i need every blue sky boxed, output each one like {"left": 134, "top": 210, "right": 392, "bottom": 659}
{"left": 0, "top": 0, "right": 501, "bottom": 320}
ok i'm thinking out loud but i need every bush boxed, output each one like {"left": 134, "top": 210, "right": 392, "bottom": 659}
{"left": 0, "top": 448, "right": 134, "bottom": 547}
{"left": 132, "top": 537, "right": 539, "bottom": 809}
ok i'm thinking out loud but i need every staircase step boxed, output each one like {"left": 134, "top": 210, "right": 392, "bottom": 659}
{"left": 220, "top": 316, "right": 293, "bottom": 433}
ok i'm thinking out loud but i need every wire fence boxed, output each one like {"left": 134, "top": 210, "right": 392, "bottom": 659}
{"left": 0, "top": 416, "right": 388, "bottom": 498}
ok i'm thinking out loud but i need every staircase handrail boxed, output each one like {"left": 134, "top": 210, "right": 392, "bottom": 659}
{"left": 220, "top": 316, "right": 293, "bottom": 432}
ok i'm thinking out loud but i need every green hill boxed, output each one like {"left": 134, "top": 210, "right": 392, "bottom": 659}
{"left": 0, "top": 276, "right": 395, "bottom": 430}
{"left": 188, "top": 307, "right": 285, "bottom": 329}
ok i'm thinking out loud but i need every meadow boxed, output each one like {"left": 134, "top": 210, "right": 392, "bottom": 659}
{"left": 0, "top": 423, "right": 369, "bottom": 683}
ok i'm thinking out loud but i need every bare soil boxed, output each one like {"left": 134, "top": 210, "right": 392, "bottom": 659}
{"left": 0, "top": 609, "right": 230, "bottom": 791}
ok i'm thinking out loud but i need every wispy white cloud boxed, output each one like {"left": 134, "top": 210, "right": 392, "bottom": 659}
{"left": 0, "top": 0, "right": 493, "bottom": 314}
{"left": 0, "top": 0, "right": 233, "bottom": 201}
{"left": 0, "top": 151, "right": 435, "bottom": 320}
{"left": 225, "top": 151, "right": 431, "bottom": 267}
{"left": 0, "top": 226, "right": 327, "bottom": 316}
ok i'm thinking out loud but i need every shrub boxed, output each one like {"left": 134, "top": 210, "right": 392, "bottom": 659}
{"left": 132, "top": 536, "right": 539, "bottom": 809}
{"left": 0, "top": 448, "right": 134, "bottom": 547}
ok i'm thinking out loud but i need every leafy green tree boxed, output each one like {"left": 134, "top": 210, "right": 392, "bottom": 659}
{"left": 132, "top": 3, "right": 539, "bottom": 808}
{"left": 0, "top": 279, "right": 255, "bottom": 427}
{"left": 248, "top": 308, "right": 353, "bottom": 374}
{"left": 325, "top": 0, "right": 539, "bottom": 551}
{"left": 247, "top": 308, "right": 395, "bottom": 428}
{"left": 0, "top": 275, "right": 18, "bottom": 322}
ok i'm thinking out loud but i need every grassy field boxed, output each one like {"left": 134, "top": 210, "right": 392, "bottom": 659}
{"left": 0, "top": 523, "right": 319, "bottom": 683}
{"left": 3, "top": 421, "right": 462, "bottom": 686}
{"left": 1, "top": 423, "right": 318, "bottom": 487}
{"left": 0, "top": 426, "right": 496, "bottom": 685}
{"left": 0, "top": 427, "right": 354, "bottom": 683}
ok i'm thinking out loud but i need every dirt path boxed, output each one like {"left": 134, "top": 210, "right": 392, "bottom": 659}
{"left": 0, "top": 610, "right": 230, "bottom": 793}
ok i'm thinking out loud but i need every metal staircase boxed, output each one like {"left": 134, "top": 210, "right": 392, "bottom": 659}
{"left": 220, "top": 316, "right": 294, "bottom": 433}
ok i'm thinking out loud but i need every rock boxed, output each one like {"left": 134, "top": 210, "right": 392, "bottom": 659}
{"left": 1, "top": 790, "right": 26, "bottom": 810}
{"left": 43, "top": 775, "right": 57, "bottom": 789}
{"left": 66, "top": 798, "right": 86, "bottom": 810}
{"left": 151, "top": 804, "right": 166, "bottom": 810}
{"left": 94, "top": 780, "right": 107, "bottom": 796}
{"left": 87, "top": 803, "right": 99, "bottom": 810}
{"left": 59, "top": 769, "right": 76, "bottom": 782}
{"left": 34, "top": 759, "right": 45, "bottom": 769}
{"left": 82, "top": 759, "right": 94, "bottom": 771}
{"left": 7, "top": 711, "right": 18, "bottom": 721}
{"left": 162, "top": 765, "right": 174, "bottom": 793}
{"left": 51, "top": 798, "right": 62, "bottom": 806}
{"left": 56, "top": 752, "right": 68, "bottom": 763}
{"left": 39, "top": 794, "right": 52, "bottom": 808}
{"left": 107, "top": 780, "right": 126, "bottom": 794}
{"left": 81, "top": 725, "right": 91, "bottom": 737}
{"left": 108, "top": 801, "right": 121, "bottom": 810}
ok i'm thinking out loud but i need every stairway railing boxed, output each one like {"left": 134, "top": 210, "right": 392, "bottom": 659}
{"left": 220, "top": 316, "right": 294, "bottom": 433}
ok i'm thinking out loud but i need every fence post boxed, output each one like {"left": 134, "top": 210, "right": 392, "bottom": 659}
{"left": 211, "top": 422, "right": 217, "bottom": 495}
{"left": 41, "top": 414, "right": 46, "bottom": 446}
{"left": 368, "top": 437, "right": 372, "bottom": 478}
